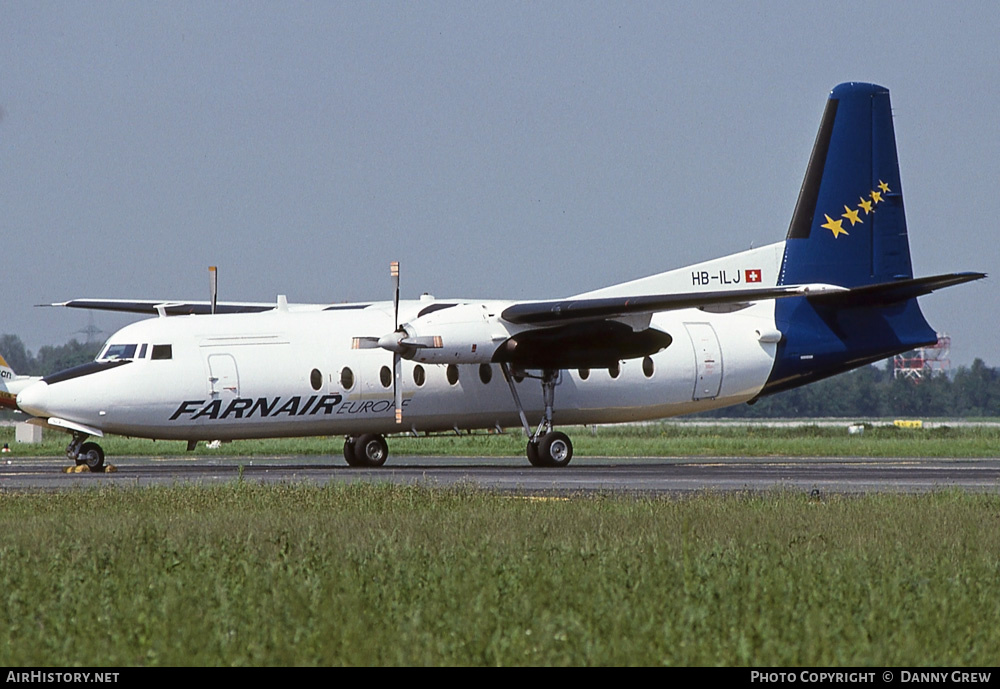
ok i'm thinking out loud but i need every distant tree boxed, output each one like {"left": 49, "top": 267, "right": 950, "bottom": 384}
{"left": 697, "top": 358, "right": 1000, "bottom": 419}
{"left": 34, "top": 339, "right": 102, "bottom": 376}
{"left": 952, "top": 359, "right": 1000, "bottom": 417}
{"left": 0, "top": 334, "right": 32, "bottom": 374}
{"left": 0, "top": 334, "right": 101, "bottom": 377}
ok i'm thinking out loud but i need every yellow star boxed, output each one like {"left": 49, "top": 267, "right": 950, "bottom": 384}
{"left": 821, "top": 213, "right": 848, "bottom": 238}
{"left": 871, "top": 190, "right": 883, "bottom": 204}
{"left": 842, "top": 205, "right": 863, "bottom": 226}
{"left": 858, "top": 197, "right": 873, "bottom": 214}
{"left": 878, "top": 180, "right": 890, "bottom": 193}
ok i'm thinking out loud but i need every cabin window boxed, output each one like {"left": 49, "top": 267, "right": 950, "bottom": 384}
{"left": 578, "top": 368, "right": 590, "bottom": 380}
{"left": 310, "top": 369, "right": 322, "bottom": 391}
{"left": 341, "top": 367, "right": 355, "bottom": 390}
{"left": 413, "top": 365, "right": 426, "bottom": 387}
{"left": 642, "top": 356, "right": 654, "bottom": 378}
{"left": 478, "top": 364, "right": 492, "bottom": 385}
{"left": 609, "top": 362, "right": 620, "bottom": 379}
{"left": 151, "top": 345, "right": 172, "bottom": 360}
{"left": 446, "top": 364, "right": 459, "bottom": 386}
{"left": 380, "top": 366, "right": 392, "bottom": 388}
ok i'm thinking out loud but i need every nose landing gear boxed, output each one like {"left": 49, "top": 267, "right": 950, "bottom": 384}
{"left": 67, "top": 432, "right": 106, "bottom": 472}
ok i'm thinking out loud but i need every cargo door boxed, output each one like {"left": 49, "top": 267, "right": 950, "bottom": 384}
{"left": 685, "top": 323, "right": 723, "bottom": 400}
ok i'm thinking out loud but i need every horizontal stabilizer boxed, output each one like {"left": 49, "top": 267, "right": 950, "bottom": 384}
{"left": 806, "top": 272, "right": 986, "bottom": 308}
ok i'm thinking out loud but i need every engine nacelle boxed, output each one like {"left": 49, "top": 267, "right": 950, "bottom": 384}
{"left": 401, "top": 302, "right": 511, "bottom": 364}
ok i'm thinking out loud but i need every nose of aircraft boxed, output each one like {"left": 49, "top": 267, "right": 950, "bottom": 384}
{"left": 16, "top": 380, "right": 50, "bottom": 417}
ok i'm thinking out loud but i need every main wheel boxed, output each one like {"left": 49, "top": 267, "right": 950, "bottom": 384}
{"left": 343, "top": 438, "right": 361, "bottom": 466}
{"left": 536, "top": 432, "right": 573, "bottom": 468}
{"left": 77, "top": 442, "right": 106, "bottom": 472}
{"left": 526, "top": 439, "right": 545, "bottom": 467}
{"left": 353, "top": 433, "right": 389, "bottom": 467}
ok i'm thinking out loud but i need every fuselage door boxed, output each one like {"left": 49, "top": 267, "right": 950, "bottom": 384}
{"left": 207, "top": 353, "right": 240, "bottom": 399}
{"left": 685, "top": 322, "right": 723, "bottom": 400}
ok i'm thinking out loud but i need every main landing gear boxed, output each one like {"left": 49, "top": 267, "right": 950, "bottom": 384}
{"left": 343, "top": 433, "right": 389, "bottom": 467}
{"left": 501, "top": 364, "right": 574, "bottom": 468}
{"left": 339, "top": 365, "right": 575, "bottom": 469}
{"left": 67, "top": 431, "right": 106, "bottom": 472}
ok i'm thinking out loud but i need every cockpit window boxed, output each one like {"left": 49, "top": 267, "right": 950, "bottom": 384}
{"left": 100, "top": 344, "right": 138, "bottom": 361}
{"left": 151, "top": 344, "right": 173, "bottom": 360}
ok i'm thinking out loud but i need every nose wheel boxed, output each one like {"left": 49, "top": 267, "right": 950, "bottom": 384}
{"left": 66, "top": 432, "right": 106, "bottom": 472}
{"left": 77, "top": 442, "right": 106, "bottom": 471}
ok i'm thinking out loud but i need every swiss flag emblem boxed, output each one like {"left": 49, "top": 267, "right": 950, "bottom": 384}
{"left": 745, "top": 269, "right": 762, "bottom": 283}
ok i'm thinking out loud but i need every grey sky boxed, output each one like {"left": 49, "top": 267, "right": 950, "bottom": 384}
{"left": 2, "top": 1, "right": 997, "bottom": 366}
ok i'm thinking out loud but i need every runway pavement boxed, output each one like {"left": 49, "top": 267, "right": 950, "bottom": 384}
{"left": 3, "top": 454, "right": 1000, "bottom": 494}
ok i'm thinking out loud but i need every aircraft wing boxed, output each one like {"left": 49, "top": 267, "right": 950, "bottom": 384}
{"left": 44, "top": 299, "right": 282, "bottom": 316}
{"left": 501, "top": 273, "right": 985, "bottom": 326}
{"left": 394, "top": 282, "right": 849, "bottom": 370}
{"left": 500, "top": 282, "right": 846, "bottom": 325}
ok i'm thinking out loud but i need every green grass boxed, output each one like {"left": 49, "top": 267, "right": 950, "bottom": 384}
{"left": 4, "top": 421, "right": 1000, "bottom": 459}
{"left": 2, "top": 484, "right": 999, "bottom": 666}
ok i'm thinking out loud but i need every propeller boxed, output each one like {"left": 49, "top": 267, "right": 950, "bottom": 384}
{"left": 349, "top": 263, "right": 405, "bottom": 423}
{"left": 370, "top": 261, "right": 443, "bottom": 423}
{"left": 209, "top": 266, "right": 218, "bottom": 315}
{"left": 391, "top": 261, "right": 402, "bottom": 424}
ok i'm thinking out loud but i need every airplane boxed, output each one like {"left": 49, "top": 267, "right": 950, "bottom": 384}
{"left": 14, "top": 82, "right": 985, "bottom": 471}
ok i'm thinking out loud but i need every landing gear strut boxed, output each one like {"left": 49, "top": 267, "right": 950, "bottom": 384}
{"left": 501, "top": 364, "right": 574, "bottom": 467}
{"left": 343, "top": 433, "right": 389, "bottom": 467}
{"left": 67, "top": 432, "right": 106, "bottom": 471}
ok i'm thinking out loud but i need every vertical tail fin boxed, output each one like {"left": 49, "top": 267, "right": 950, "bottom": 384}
{"left": 779, "top": 82, "right": 912, "bottom": 287}
{"left": 764, "top": 83, "right": 939, "bottom": 394}
{"left": 0, "top": 354, "right": 19, "bottom": 409}
{"left": 0, "top": 354, "right": 43, "bottom": 410}
{"left": 0, "top": 353, "right": 15, "bottom": 380}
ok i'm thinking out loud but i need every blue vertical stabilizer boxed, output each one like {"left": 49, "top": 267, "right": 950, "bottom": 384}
{"left": 779, "top": 82, "right": 912, "bottom": 287}
{"left": 763, "top": 83, "right": 974, "bottom": 395}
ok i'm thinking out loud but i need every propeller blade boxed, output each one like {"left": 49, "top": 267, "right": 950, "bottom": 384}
{"left": 394, "top": 352, "right": 403, "bottom": 424}
{"left": 209, "top": 266, "right": 218, "bottom": 315}
{"left": 352, "top": 337, "right": 381, "bottom": 350}
{"left": 400, "top": 335, "right": 443, "bottom": 349}
{"left": 391, "top": 261, "right": 400, "bottom": 329}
